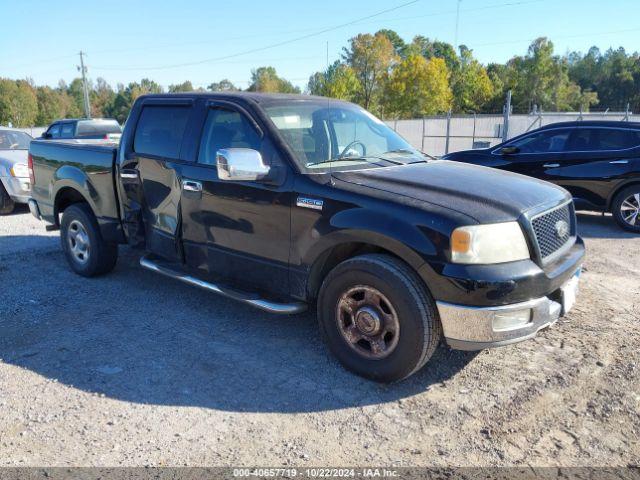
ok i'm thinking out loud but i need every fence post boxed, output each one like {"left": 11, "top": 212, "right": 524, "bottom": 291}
{"left": 421, "top": 116, "right": 426, "bottom": 152}
{"left": 502, "top": 90, "right": 512, "bottom": 142}
{"left": 472, "top": 113, "right": 477, "bottom": 149}
{"left": 445, "top": 110, "right": 452, "bottom": 155}
{"left": 625, "top": 103, "right": 630, "bottom": 121}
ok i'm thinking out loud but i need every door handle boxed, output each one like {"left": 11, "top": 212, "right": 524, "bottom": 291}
{"left": 183, "top": 180, "right": 202, "bottom": 192}
{"left": 120, "top": 168, "right": 139, "bottom": 179}
{"left": 609, "top": 160, "right": 629, "bottom": 164}
{"left": 543, "top": 163, "right": 560, "bottom": 168}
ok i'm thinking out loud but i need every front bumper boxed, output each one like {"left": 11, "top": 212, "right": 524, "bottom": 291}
{"left": 1, "top": 176, "right": 31, "bottom": 204}
{"left": 438, "top": 270, "right": 580, "bottom": 350}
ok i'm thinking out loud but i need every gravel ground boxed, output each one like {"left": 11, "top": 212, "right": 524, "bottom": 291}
{"left": 0, "top": 206, "right": 638, "bottom": 467}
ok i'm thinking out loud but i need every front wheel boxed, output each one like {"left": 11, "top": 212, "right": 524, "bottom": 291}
{"left": 60, "top": 203, "right": 118, "bottom": 277}
{"left": 0, "top": 183, "right": 15, "bottom": 215}
{"left": 612, "top": 185, "right": 640, "bottom": 233}
{"left": 317, "top": 254, "right": 442, "bottom": 383}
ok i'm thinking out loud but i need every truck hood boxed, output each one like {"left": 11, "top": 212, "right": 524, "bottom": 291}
{"left": 332, "top": 160, "right": 570, "bottom": 224}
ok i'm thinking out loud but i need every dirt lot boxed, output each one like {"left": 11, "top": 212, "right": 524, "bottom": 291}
{"left": 0, "top": 206, "right": 638, "bottom": 467}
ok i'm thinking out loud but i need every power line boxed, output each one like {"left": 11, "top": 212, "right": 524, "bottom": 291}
{"left": 471, "top": 26, "right": 640, "bottom": 48}
{"left": 88, "top": 0, "right": 421, "bottom": 71}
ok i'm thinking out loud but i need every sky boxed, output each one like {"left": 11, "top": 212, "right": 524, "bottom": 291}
{"left": 1, "top": 0, "right": 638, "bottom": 91}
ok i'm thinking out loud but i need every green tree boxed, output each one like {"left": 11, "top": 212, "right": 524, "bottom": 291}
{"left": 342, "top": 33, "right": 397, "bottom": 112}
{"left": 407, "top": 36, "right": 460, "bottom": 71}
{"left": 105, "top": 79, "right": 164, "bottom": 123}
{"left": 307, "top": 61, "right": 360, "bottom": 101}
{"left": 207, "top": 79, "right": 239, "bottom": 92}
{"left": 451, "top": 46, "right": 494, "bottom": 113}
{"left": 35, "top": 86, "right": 65, "bottom": 125}
{"left": 91, "top": 77, "right": 116, "bottom": 118}
{"left": 248, "top": 67, "right": 300, "bottom": 93}
{"left": 383, "top": 55, "right": 452, "bottom": 118}
{"left": 168, "top": 81, "right": 195, "bottom": 93}
{"left": 0, "top": 79, "right": 38, "bottom": 127}
{"left": 375, "top": 29, "right": 407, "bottom": 58}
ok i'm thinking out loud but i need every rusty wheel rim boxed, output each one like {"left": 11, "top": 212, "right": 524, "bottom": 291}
{"left": 336, "top": 285, "right": 400, "bottom": 360}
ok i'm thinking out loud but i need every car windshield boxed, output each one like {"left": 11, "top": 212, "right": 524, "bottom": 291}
{"left": 264, "top": 101, "right": 425, "bottom": 172}
{"left": 0, "top": 130, "right": 32, "bottom": 150}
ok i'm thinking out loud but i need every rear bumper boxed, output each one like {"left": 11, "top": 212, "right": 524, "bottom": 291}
{"left": 438, "top": 270, "right": 580, "bottom": 350}
{"left": 28, "top": 198, "right": 42, "bottom": 220}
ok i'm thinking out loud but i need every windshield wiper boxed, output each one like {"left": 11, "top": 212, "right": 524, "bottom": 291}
{"left": 307, "top": 156, "right": 402, "bottom": 167}
{"left": 382, "top": 149, "right": 436, "bottom": 161}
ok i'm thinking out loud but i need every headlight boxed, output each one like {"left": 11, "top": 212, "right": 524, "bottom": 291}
{"left": 10, "top": 163, "right": 29, "bottom": 178}
{"left": 451, "top": 222, "right": 530, "bottom": 264}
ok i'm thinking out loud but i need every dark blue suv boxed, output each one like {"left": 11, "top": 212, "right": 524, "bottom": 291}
{"left": 443, "top": 121, "right": 640, "bottom": 232}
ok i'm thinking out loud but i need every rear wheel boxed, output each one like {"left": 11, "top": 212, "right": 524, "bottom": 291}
{"left": 0, "top": 183, "right": 15, "bottom": 215}
{"left": 60, "top": 203, "right": 118, "bottom": 277}
{"left": 612, "top": 185, "right": 640, "bottom": 233}
{"left": 317, "top": 254, "right": 442, "bottom": 383}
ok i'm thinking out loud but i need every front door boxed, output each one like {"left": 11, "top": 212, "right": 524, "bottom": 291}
{"left": 179, "top": 103, "right": 292, "bottom": 296}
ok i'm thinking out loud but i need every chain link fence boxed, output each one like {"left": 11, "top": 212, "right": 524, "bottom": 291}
{"left": 387, "top": 110, "right": 639, "bottom": 157}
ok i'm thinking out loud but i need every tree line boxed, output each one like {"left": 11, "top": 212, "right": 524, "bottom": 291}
{"left": 1, "top": 31, "right": 639, "bottom": 127}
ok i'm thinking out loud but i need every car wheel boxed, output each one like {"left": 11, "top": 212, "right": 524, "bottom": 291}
{"left": 317, "top": 253, "right": 442, "bottom": 383}
{"left": 0, "top": 182, "right": 15, "bottom": 215}
{"left": 612, "top": 185, "right": 640, "bottom": 233}
{"left": 60, "top": 203, "right": 118, "bottom": 277}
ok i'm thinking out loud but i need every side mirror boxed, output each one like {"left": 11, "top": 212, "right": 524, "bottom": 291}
{"left": 41, "top": 132, "right": 52, "bottom": 139}
{"left": 500, "top": 146, "right": 520, "bottom": 155}
{"left": 216, "top": 148, "right": 270, "bottom": 182}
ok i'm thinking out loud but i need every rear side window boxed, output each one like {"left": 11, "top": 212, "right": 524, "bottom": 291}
{"left": 592, "top": 128, "right": 640, "bottom": 150}
{"left": 566, "top": 128, "right": 640, "bottom": 152}
{"left": 197, "top": 108, "right": 261, "bottom": 165}
{"left": 134, "top": 106, "right": 190, "bottom": 159}
{"left": 60, "top": 123, "right": 75, "bottom": 139}
{"left": 76, "top": 120, "right": 122, "bottom": 136}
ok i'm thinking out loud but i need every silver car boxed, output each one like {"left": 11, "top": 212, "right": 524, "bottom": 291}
{"left": 0, "top": 128, "right": 32, "bottom": 214}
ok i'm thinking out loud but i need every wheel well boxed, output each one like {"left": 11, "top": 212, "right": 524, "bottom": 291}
{"left": 54, "top": 187, "right": 89, "bottom": 224}
{"left": 609, "top": 181, "right": 640, "bottom": 211}
{"left": 307, "top": 242, "right": 405, "bottom": 301}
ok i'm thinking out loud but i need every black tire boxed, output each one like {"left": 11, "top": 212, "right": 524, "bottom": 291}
{"left": 612, "top": 185, "right": 640, "bottom": 233}
{"left": 317, "top": 253, "right": 442, "bottom": 383}
{"left": 0, "top": 182, "right": 15, "bottom": 215}
{"left": 60, "top": 203, "right": 118, "bottom": 277}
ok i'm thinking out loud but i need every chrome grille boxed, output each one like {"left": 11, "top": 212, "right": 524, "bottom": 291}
{"left": 531, "top": 203, "right": 574, "bottom": 261}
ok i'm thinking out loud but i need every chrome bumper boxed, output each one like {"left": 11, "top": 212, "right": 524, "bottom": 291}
{"left": 437, "top": 272, "right": 580, "bottom": 351}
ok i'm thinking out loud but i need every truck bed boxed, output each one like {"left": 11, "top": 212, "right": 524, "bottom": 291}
{"left": 29, "top": 139, "right": 122, "bottom": 240}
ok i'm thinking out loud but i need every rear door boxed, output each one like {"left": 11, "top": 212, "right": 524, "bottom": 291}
{"left": 549, "top": 127, "right": 640, "bottom": 209}
{"left": 128, "top": 99, "right": 193, "bottom": 261}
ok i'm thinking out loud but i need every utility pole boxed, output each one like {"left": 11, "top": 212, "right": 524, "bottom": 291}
{"left": 78, "top": 51, "right": 91, "bottom": 119}
{"left": 454, "top": 0, "right": 462, "bottom": 51}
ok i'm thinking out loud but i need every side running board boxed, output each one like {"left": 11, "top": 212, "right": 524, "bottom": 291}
{"left": 139, "top": 256, "right": 307, "bottom": 315}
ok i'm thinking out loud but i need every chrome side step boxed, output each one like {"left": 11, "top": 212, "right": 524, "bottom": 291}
{"left": 139, "top": 256, "right": 307, "bottom": 315}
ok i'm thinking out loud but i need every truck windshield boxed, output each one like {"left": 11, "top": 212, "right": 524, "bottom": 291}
{"left": 264, "top": 101, "right": 425, "bottom": 172}
{"left": 0, "top": 130, "right": 32, "bottom": 150}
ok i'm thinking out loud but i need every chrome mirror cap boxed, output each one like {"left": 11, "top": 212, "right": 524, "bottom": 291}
{"left": 216, "top": 148, "right": 270, "bottom": 182}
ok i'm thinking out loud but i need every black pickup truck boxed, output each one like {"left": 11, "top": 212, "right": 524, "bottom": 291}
{"left": 28, "top": 93, "right": 584, "bottom": 382}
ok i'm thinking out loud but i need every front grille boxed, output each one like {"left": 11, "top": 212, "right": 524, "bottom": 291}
{"left": 531, "top": 202, "right": 574, "bottom": 262}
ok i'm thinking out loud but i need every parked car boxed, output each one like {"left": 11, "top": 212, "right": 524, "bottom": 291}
{"left": 41, "top": 118, "right": 122, "bottom": 142}
{"left": 0, "top": 128, "right": 32, "bottom": 214}
{"left": 442, "top": 121, "right": 640, "bottom": 232}
{"left": 28, "top": 93, "right": 584, "bottom": 382}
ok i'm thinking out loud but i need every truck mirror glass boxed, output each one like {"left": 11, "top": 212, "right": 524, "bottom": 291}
{"left": 216, "top": 148, "right": 270, "bottom": 182}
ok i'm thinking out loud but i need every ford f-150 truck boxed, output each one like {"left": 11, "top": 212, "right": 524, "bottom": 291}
{"left": 28, "top": 93, "right": 584, "bottom": 382}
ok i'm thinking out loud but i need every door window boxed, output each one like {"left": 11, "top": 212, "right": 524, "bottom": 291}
{"left": 507, "top": 129, "right": 570, "bottom": 153}
{"left": 48, "top": 124, "right": 61, "bottom": 138}
{"left": 197, "top": 108, "right": 262, "bottom": 165}
{"left": 133, "top": 105, "right": 190, "bottom": 159}
{"left": 60, "top": 123, "right": 75, "bottom": 139}
{"left": 591, "top": 128, "right": 640, "bottom": 150}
